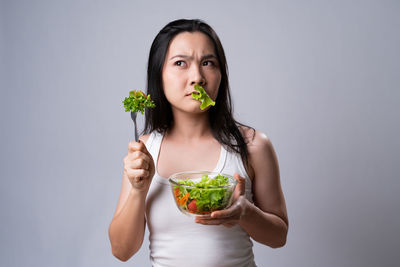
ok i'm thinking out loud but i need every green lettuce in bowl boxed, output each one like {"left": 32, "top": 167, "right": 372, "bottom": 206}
{"left": 169, "top": 171, "right": 237, "bottom": 217}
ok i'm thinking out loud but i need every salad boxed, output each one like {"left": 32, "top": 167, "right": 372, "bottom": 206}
{"left": 172, "top": 174, "right": 234, "bottom": 215}
{"left": 192, "top": 84, "right": 215, "bottom": 110}
{"left": 123, "top": 90, "right": 155, "bottom": 114}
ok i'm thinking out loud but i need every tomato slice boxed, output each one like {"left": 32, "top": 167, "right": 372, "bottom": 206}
{"left": 187, "top": 199, "right": 197, "bottom": 212}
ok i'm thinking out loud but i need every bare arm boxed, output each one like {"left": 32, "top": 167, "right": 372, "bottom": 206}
{"left": 108, "top": 136, "right": 155, "bottom": 261}
{"left": 196, "top": 130, "right": 288, "bottom": 248}
{"left": 239, "top": 130, "right": 288, "bottom": 247}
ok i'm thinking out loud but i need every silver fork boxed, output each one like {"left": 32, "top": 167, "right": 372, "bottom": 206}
{"left": 131, "top": 111, "right": 139, "bottom": 142}
{"left": 131, "top": 111, "right": 143, "bottom": 181}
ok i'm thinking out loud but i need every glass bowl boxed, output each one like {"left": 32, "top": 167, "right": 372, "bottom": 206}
{"left": 168, "top": 171, "right": 237, "bottom": 217}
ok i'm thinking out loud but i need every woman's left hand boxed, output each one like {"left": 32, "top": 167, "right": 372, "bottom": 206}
{"left": 195, "top": 173, "right": 248, "bottom": 227}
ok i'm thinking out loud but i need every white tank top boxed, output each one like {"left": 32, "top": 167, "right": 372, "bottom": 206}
{"left": 145, "top": 132, "right": 257, "bottom": 267}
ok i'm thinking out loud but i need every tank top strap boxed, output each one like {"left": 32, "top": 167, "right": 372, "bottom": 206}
{"left": 145, "top": 131, "right": 163, "bottom": 160}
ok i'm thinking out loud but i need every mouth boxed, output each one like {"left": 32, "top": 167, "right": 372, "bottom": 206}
{"left": 186, "top": 91, "right": 199, "bottom": 97}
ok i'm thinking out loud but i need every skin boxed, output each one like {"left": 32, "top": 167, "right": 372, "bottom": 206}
{"left": 108, "top": 32, "right": 288, "bottom": 261}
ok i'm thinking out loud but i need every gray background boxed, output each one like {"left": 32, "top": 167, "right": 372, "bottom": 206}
{"left": 1, "top": 0, "right": 399, "bottom": 266}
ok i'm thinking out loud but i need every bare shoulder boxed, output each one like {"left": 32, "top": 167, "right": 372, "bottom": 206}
{"left": 239, "top": 126, "right": 274, "bottom": 156}
{"left": 240, "top": 127, "right": 287, "bottom": 225}
{"left": 240, "top": 126, "right": 278, "bottom": 177}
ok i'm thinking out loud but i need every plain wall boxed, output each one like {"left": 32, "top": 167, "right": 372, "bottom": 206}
{"left": 1, "top": 0, "right": 399, "bottom": 266}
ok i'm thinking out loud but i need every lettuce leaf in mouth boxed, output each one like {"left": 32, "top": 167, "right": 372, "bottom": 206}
{"left": 123, "top": 90, "right": 155, "bottom": 114}
{"left": 192, "top": 84, "right": 216, "bottom": 110}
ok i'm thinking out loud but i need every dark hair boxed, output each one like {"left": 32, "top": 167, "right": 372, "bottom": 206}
{"left": 143, "top": 19, "right": 253, "bottom": 164}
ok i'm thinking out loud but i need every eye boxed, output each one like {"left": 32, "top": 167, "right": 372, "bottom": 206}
{"left": 202, "top": 60, "right": 216, "bottom": 67}
{"left": 174, "top": 60, "right": 186, "bottom": 67}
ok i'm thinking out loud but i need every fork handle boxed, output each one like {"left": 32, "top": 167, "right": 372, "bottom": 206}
{"left": 130, "top": 112, "right": 139, "bottom": 142}
{"left": 133, "top": 117, "right": 139, "bottom": 142}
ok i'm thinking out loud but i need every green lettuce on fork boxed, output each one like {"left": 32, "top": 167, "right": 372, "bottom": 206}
{"left": 123, "top": 90, "right": 155, "bottom": 114}
{"left": 192, "top": 84, "right": 216, "bottom": 110}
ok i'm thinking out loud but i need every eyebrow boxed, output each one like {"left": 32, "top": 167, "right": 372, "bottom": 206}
{"left": 169, "top": 54, "right": 217, "bottom": 61}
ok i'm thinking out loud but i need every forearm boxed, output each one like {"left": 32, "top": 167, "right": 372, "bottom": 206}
{"left": 240, "top": 200, "right": 288, "bottom": 248}
{"left": 108, "top": 189, "right": 147, "bottom": 261}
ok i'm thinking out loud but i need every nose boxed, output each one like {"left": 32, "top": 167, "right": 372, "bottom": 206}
{"left": 190, "top": 65, "right": 206, "bottom": 86}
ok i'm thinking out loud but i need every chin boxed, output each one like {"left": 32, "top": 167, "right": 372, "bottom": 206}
{"left": 175, "top": 104, "right": 206, "bottom": 114}
{"left": 188, "top": 106, "right": 205, "bottom": 114}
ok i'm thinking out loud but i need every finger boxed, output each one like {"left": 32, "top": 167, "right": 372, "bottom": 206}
{"left": 196, "top": 218, "right": 237, "bottom": 226}
{"left": 128, "top": 141, "right": 139, "bottom": 153}
{"left": 128, "top": 140, "right": 148, "bottom": 153}
{"left": 127, "top": 151, "right": 153, "bottom": 167}
{"left": 127, "top": 157, "right": 150, "bottom": 170}
{"left": 128, "top": 146, "right": 154, "bottom": 171}
{"left": 140, "top": 151, "right": 154, "bottom": 169}
{"left": 210, "top": 209, "right": 234, "bottom": 219}
{"left": 233, "top": 173, "right": 245, "bottom": 197}
{"left": 126, "top": 168, "right": 150, "bottom": 180}
{"left": 134, "top": 176, "right": 145, "bottom": 183}
{"left": 211, "top": 206, "right": 241, "bottom": 219}
{"left": 195, "top": 218, "right": 225, "bottom": 225}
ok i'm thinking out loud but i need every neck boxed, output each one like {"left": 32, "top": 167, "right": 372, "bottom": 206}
{"left": 167, "top": 109, "right": 213, "bottom": 141}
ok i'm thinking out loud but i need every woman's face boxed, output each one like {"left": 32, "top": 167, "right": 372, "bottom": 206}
{"left": 162, "top": 31, "right": 221, "bottom": 113}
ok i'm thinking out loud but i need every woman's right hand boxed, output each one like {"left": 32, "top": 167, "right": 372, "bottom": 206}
{"left": 123, "top": 140, "right": 155, "bottom": 193}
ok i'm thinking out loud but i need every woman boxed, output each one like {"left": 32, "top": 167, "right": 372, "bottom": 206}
{"left": 109, "top": 19, "right": 288, "bottom": 266}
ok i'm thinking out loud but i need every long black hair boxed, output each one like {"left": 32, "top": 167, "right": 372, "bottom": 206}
{"left": 143, "top": 19, "right": 253, "bottom": 165}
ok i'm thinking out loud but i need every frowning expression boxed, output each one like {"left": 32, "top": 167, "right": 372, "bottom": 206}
{"left": 162, "top": 31, "right": 221, "bottom": 113}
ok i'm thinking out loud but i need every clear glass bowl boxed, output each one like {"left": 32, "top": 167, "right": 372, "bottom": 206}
{"left": 168, "top": 171, "right": 237, "bottom": 217}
